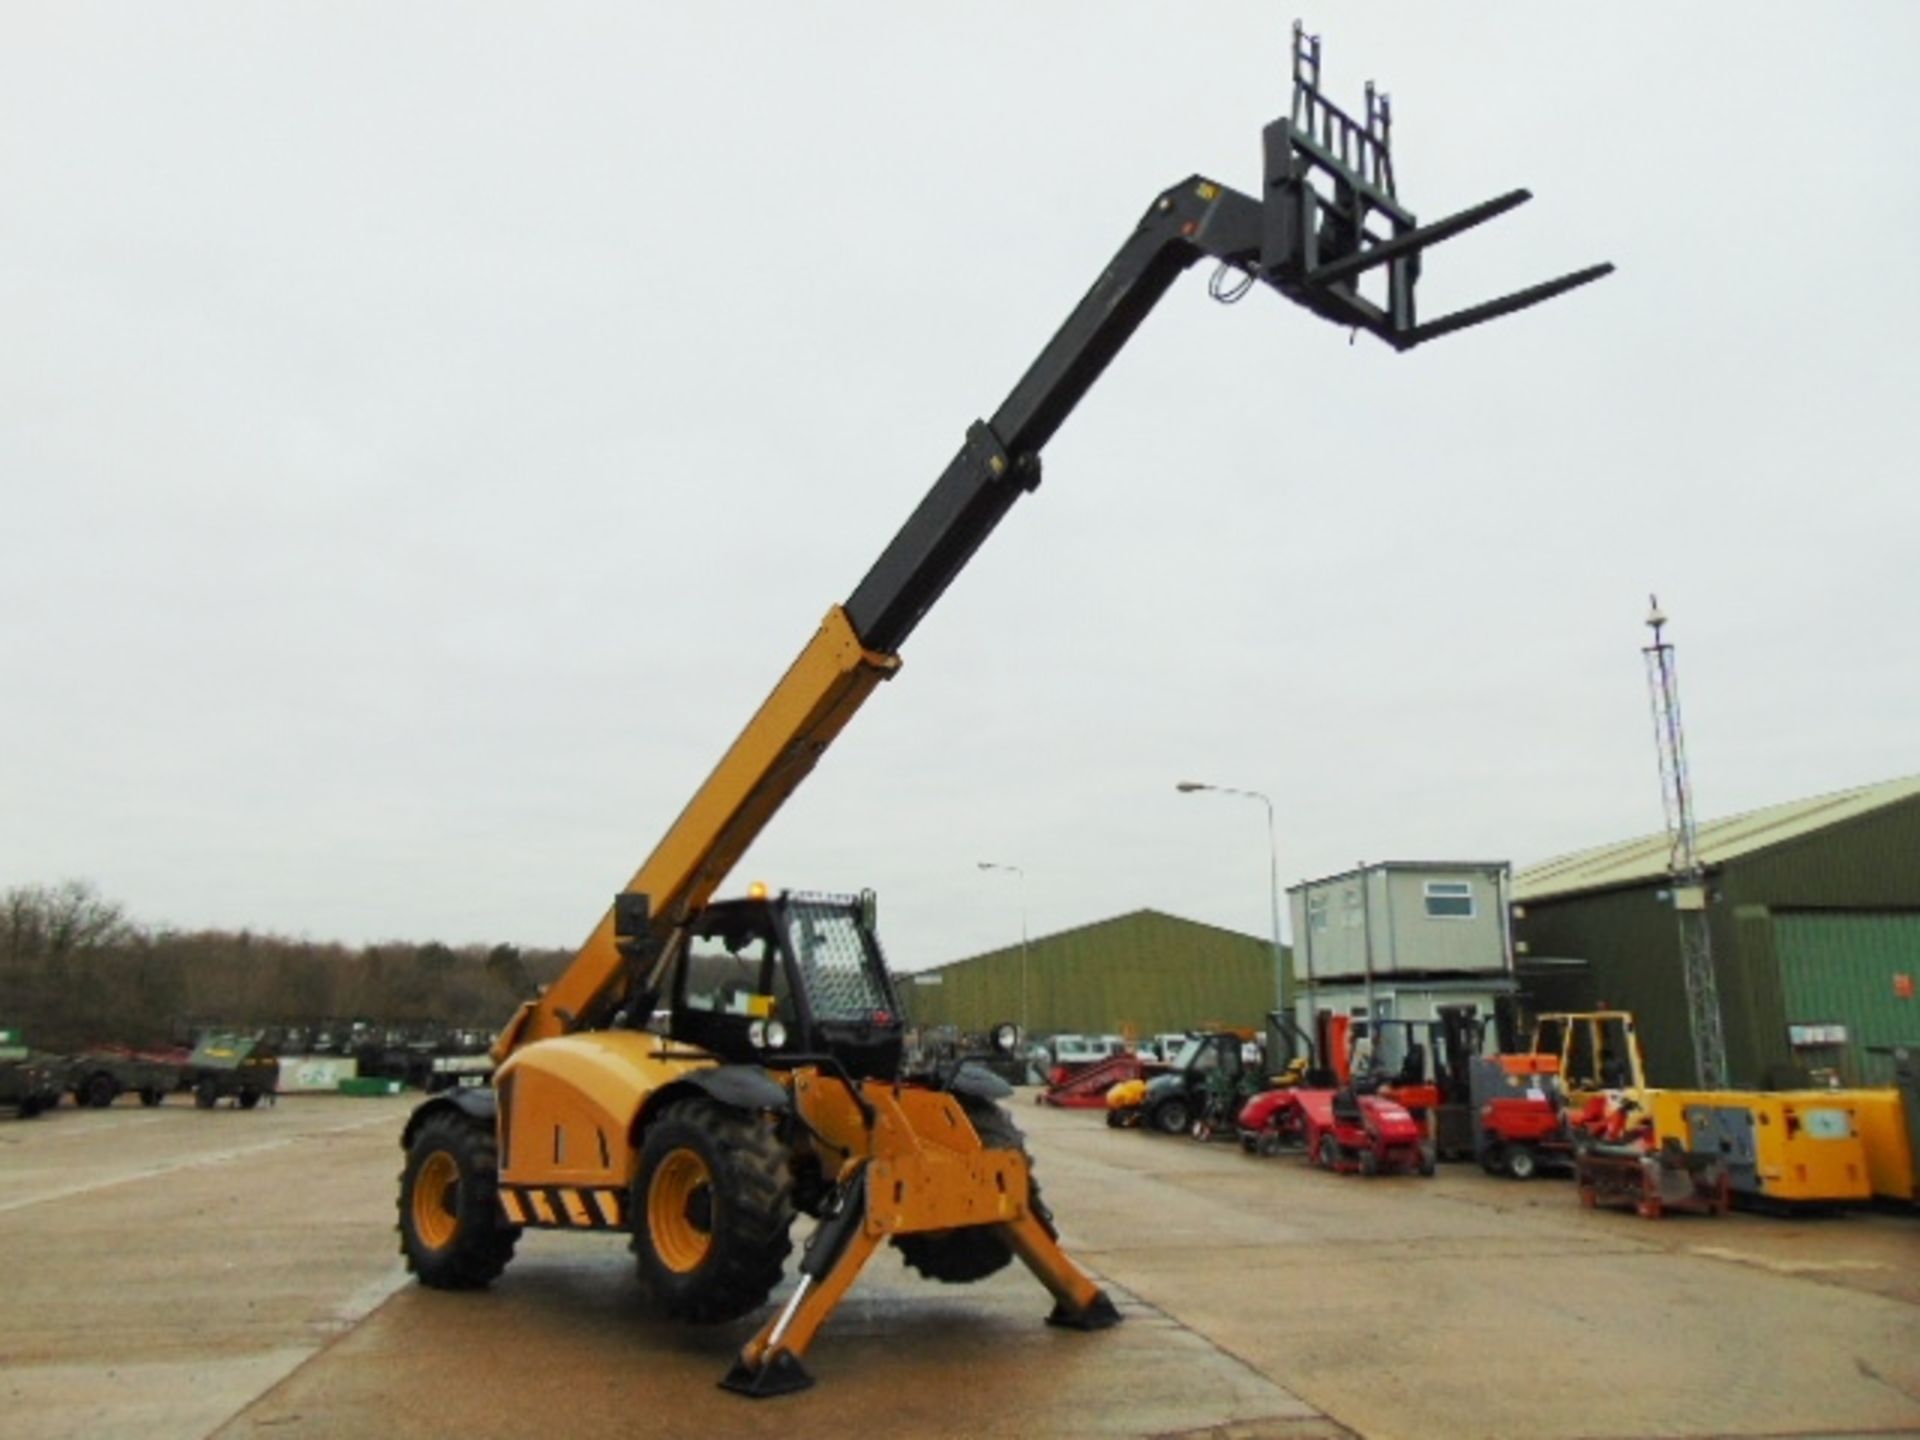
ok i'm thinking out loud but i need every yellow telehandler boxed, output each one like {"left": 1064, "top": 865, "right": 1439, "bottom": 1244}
{"left": 393, "top": 20, "right": 1608, "bottom": 1396}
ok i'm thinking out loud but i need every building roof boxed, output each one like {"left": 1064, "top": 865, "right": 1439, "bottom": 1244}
{"left": 1514, "top": 775, "right": 1920, "bottom": 902}
{"left": 1287, "top": 860, "right": 1511, "bottom": 894}
{"left": 912, "top": 907, "right": 1264, "bottom": 976}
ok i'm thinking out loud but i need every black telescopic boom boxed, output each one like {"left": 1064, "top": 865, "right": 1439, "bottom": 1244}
{"left": 844, "top": 179, "right": 1256, "bottom": 655}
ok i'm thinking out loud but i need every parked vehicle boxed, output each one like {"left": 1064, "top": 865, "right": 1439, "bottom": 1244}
{"left": 1249, "top": 1088, "right": 1434, "bottom": 1176}
{"left": 1, "top": 1029, "right": 67, "bottom": 1119}
{"left": 1139, "top": 1031, "right": 1259, "bottom": 1136}
{"left": 67, "top": 1047, "right": 184, "bottom": 1109}
{"left": 1571, "top": 1096, "right": 1729, "bottom": 1218}
{"left": 1472, "top": 1053, "right": 1575, "bottom": 1179}
{"left": 182, "top": 1033, "right": 280, "bottom": 1109}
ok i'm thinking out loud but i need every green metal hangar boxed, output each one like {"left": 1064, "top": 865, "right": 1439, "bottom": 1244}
{"left": 1512, "top": 776, "right": 1920, "bottom": 1089}
{"left": 899, "top": 909, "right": 1281, "bottom": 1040}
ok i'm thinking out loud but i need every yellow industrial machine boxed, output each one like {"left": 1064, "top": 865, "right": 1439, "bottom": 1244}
{"left": 1857, "top": 1045, "right": 1919, "bottom": 1204}
{"left": 391, "top": 21, "right": 1608, "bottom": 1397}
{"left": 1643, "top": 1090, "right": 1873, "bottom": 1207}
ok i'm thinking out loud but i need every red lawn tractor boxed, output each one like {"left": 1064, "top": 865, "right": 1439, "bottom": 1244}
{"left": 1243, "top": 1087, "right": 1434, "bottom": 1176}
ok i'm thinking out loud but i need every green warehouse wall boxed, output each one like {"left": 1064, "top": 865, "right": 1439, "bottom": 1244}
{"left": 902, "top": 909, "right": 1283, "bottom": 1039}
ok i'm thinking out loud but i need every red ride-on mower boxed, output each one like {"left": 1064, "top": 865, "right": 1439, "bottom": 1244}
{"left": 1288, "top": 1087, "right": 1435, "bottom": 1176}
{"left": 1238, "top": 1087, "right": 1312, "bottom": 1156}
{"left": 1472, "top": 1054, "right": 1575, "bottom": 1180}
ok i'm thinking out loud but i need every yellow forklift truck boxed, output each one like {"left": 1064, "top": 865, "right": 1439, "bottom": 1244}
{"left": 393, "top": 21, "right": 1608, "bottom": 1397}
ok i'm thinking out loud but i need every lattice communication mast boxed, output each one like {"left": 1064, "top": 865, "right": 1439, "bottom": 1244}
{"left": 1643, "top": 596, "right": 1728, "bottom": 1089}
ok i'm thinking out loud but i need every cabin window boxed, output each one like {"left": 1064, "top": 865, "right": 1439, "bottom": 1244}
{"left": 1423, "top": 880, "right": 1475, "bottom": 920}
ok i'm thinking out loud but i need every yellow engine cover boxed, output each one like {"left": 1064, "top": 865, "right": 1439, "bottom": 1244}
{"left": 1106, "top": 1079, "right": 1147, "bottom": 1110}
{"left": 495, "top": 1032, "right": 718, "bottom": 1194}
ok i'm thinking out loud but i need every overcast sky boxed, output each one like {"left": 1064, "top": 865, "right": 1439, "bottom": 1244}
{"left": 5, "top": 3, "right": 1916, "bottom": 972}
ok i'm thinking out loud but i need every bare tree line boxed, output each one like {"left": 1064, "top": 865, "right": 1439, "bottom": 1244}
{"left": 1, "top": 880, "right": 572, "bottom": 1052}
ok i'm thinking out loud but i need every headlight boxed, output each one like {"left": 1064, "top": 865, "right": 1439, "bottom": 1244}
{"left": 747, "top": 1020, "right": 767, "bottom": 1048}
{"left": 764, "top": 1020, "right": 787, "bottom": 1050}
{"left": 990, "top": 1022, "right": 1020, "bottom": 1056}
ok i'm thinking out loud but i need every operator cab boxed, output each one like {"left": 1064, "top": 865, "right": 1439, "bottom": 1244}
{"left": 661, "top": 890, "right": 904, "bottom": 1082}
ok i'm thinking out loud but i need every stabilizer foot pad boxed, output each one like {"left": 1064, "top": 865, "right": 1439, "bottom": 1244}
{"left": 720, "top": 1350, "right": 815, "bottom": 1398}
{"left": 1046, "top": 1290, "right": 1123, "bottom": 1331}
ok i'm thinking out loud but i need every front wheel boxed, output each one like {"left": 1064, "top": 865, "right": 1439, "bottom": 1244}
{"left": 237, "top": 1089, "right": 261, "bottom": 1110}
{"left": 632, "top": 1097, "right": 792, "bottom": 1323}
{"left": 194, "top": 1077, "right": 218, "bottom": 1109}
{"left": 1149, "top": 1098, "right": 1192, "bottom": 1136}
{"left": 1318, "top": 1134, "right": 1340, "bottom": 1170}
{"left": 84, "top": 1073, "right": 118, "bottom": 1108}
{"left": 138, "top": 1088, "right": 163, "bottom": 1107}
{"left": 1505, "top": 1145, "right": 1538, "bottom": 1181}
{"left": 398, "top": 1109, "right": 520, "bottom": 1289}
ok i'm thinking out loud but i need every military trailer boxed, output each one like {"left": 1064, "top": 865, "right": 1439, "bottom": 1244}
{"left": 1, "top": 1029, "right": 69, "bottom": 1118}
{"left": 67, "top": 1047, "right": 184, "bottom": 1108}
{"left": 182, "top": 1033, "right": 280, "bottom": 1109}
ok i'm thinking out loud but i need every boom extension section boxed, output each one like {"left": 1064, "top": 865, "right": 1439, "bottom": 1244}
{"left": 498, "top": 20, "right": 1609, "bottom": 1061}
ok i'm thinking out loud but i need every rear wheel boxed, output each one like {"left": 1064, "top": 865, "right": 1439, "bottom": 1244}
{"left": 1358, "top": 1147, "right": 1380, "bottom": 1177}
{"left": 85, "top": 1073, "right": 118, "bottom": 1108}
{"left": 1481, "top": 1141, "right": 1507, "bottom": 1175}
{"left": 238, "top": 1089, "right": 261, "bottom": 1110}
{"left": 194, "top": 1077, "right": 218, "bottom": 1109}
{"left": 632, "top": 1097, "right": 792, "bottom": 1323}
{"left": 1317, "top": 1133, "right": 1340, "bottom": 1170}
{"left": 894, "top": 1101, "right": 1037, "bottom": 1285}
{"left": 138, "top": 1088, "right": 163, "bottom": 1107}
{"left": 398, "top": 1109, "right": 519, "bottom": 1289}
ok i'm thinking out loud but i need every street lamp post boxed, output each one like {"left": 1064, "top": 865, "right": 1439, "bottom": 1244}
{"left": 976, "top": 861, "right": 1029, "bottom": 1038}
{"left": 1176, "top": 781, "right": 1286, "bottom": 1014}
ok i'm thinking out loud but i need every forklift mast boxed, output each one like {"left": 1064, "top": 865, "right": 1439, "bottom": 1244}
{"left": 498, "top": 22, "right": 1610, "bottom": 1059}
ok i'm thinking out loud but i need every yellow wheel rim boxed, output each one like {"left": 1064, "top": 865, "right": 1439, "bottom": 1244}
{"left": 412, "top": 1150, "right": 461, "bottom": 1250}
{"left": 648, "top": 1149, "right": 715, "bottom": 1273}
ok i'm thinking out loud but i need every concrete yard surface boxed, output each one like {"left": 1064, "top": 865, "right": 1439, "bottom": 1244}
{"left": 0, "top": 1090, "right": 1915, "bottom": 1439}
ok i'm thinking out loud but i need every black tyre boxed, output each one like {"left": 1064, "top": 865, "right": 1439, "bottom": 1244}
{"left": 84, "top": 1073, "right": 118, "bottom": 1109}
{"left": 1105, "top": 1108, "right": 1126, "bottom": 1129}
{"left": 138, "top": 1088, "right": 163, "bottom": 1107}
{"left": 631, "top": 1096, "right": 792, "bottom": 1323}
{"left": 194, "top": 1077, "right": 218, "bottom": 1109}
{"left": 893, "top": 1101, "right": 1039, "bottom": 1285}
{"left": 398, "top": 1109, "right": 520, "bottom": 1289}
{"left": 238, "top": 1089, "right": 261, "bottom": 1110}
{"left": 1358, "top": 1147, "right": 1380, "bottom": 1177}
{"left": 18, "top": 1098, "right": 42, "bottom": 1119}
{"left": 1317, "top": 1133, "right": 1340, "bottom": 1170}
{"left": 1481, "top": 1141, "right": 1507, "bottom": 1176}
{"left": 1505, "top": 1145, "right": 1538, "bottom": 1181}
{"left": 1150, "top": 1097, "right": 1192, "bottom": 1135}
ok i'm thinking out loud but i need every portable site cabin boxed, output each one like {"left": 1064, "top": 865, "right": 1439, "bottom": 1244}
{"left": 1287, "top": 861, "right": 1517, "bottom": 1062}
